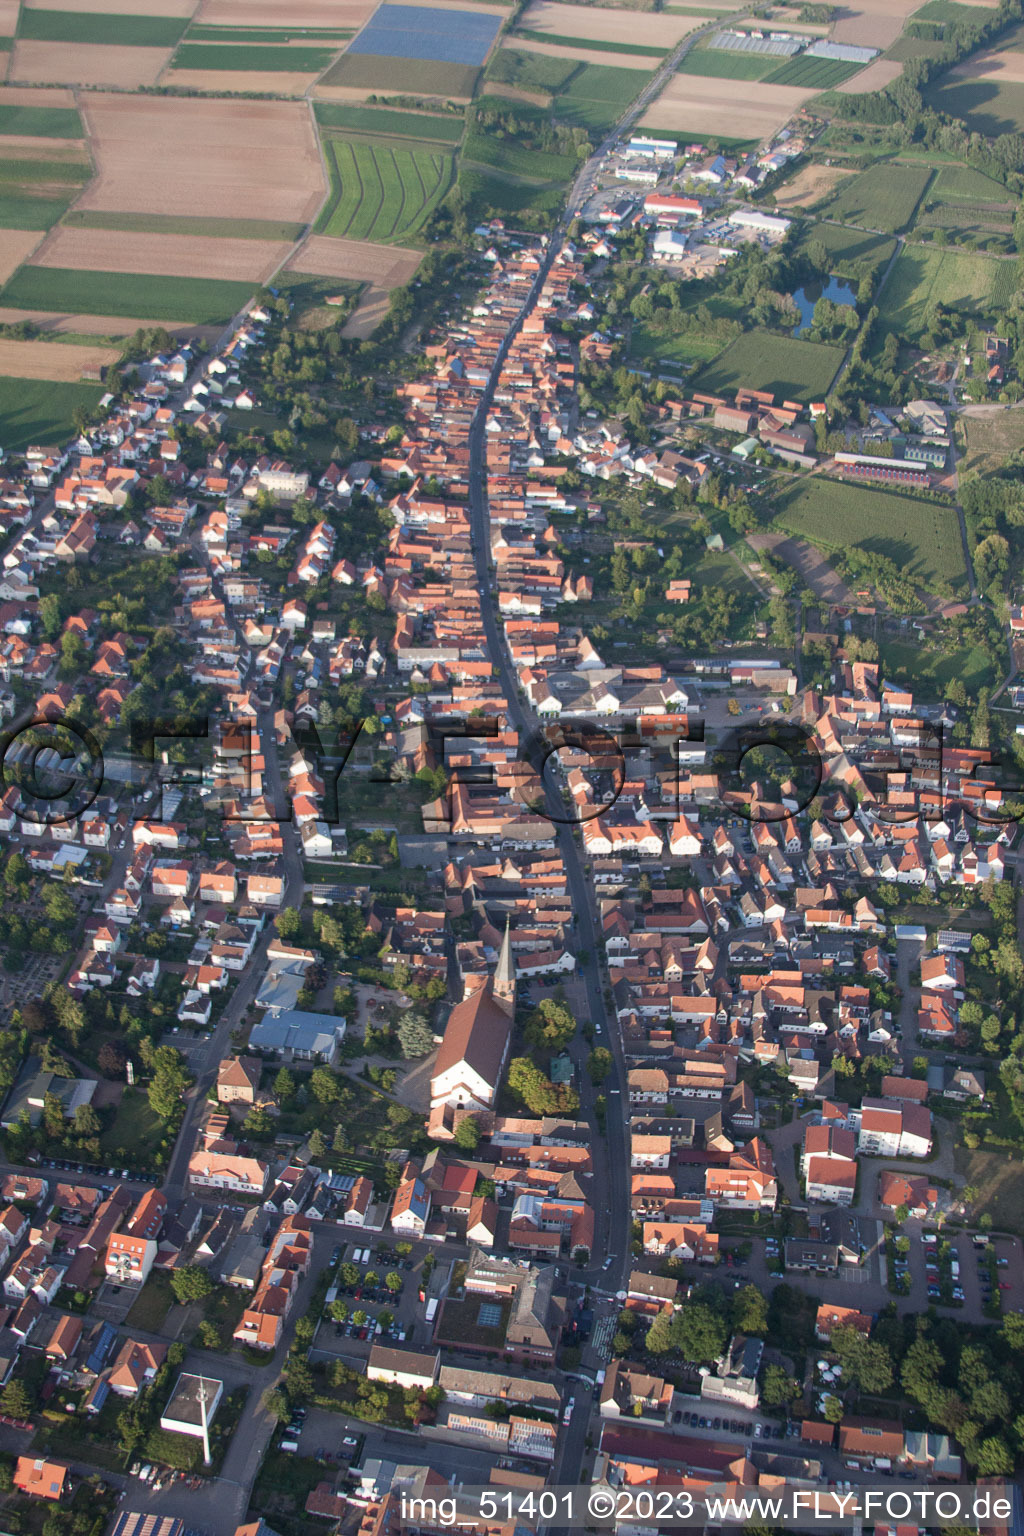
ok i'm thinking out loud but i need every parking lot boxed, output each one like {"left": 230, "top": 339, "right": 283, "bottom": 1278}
{"left": 670, "top": 1403, "right": 793, "bottom": 1446}
{"left": 310, "top": 1238, "right": 428, "bottom": 1362}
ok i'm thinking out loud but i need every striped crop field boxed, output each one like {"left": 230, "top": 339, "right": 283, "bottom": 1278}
{"left": 317, "top": 134, "right": 454, "bottom": 244}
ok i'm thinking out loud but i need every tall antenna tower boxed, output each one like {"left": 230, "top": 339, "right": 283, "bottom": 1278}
{"left": 198, "top": 1376, "right": 212, "bottom": 1466}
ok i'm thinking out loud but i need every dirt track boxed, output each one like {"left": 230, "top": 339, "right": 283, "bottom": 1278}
{"left": 748, "top": 531, "right": 854, "bottom": 605}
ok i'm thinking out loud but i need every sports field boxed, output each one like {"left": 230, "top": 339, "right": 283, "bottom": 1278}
{"left": 875, "top": 245, "right": 1013, "bottom": 337}
{"left": 18, "top": 7, "right": 186, "bottom": 43}
{"left": 0, "top": 265, "right": 256, "bottom": 323}
{"left": 772, "top": 479, "right": 967, "bottom": 588}
{"left": 820, "top": 162, "right": 932, "bottom": 231}
{"left": 693, "top": 330, "right": 844, "bottom": 403}
{"left": 313, "top": 102, "right": 464, "bottom": 140}
{"left": 317, "top": 134, "right": 455, "bottom": 243}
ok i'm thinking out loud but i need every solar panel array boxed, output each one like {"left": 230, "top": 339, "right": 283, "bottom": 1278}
{"left": 347, "top": 2, "right": 501, "bottom": 64}
{"left": 806, "top": 38, "right": 879, "bottom": 61}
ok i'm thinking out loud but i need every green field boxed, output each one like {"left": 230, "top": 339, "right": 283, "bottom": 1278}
{"left": 820, "top": 162, "right": 932, "bottom": 231}
{"left": 678, "top": 47, "right": 779, "bottom": 80}
{"left": 320, "top": 51, "right": 480, "bottom": 97}
{"left": 462, "top": 125, "right": 577, "bottom": 181}
{"left": 271, "top": 269, "right": 362, "bottom": 326}
{"left": 930, "top": 163, "right": 1012, "bottom": 201}
{"left": 457, "top": 164, "right": 566, "bottom": 222}
{"left": 63, "top": 210, "right": 307, "bottom": 240}
{"left": 693, "top": 329, "right": 845, "bottom": 403}
{"left": 875, "top": 245, "right": 1010, "bottom": 337}
{"left": 765, "top": 53, "right": 861, "bottom": 86}
{"left": 0, "top": 377, "right": 104, "bottom": 453}
{"left": 772, "top": 478, "right": 967, "bottom": 588}
{"left": 630, "top": 321, "right": 724, "bottom": 367}
{"left": 516, "top": 26, "right": 668, "bottom": 54}
{"left": 19, "top": 7, "right": 185, "bottom": 44}
{"left": 0, "top": 193, "right": 73, "bottom": 229}
{"left": 171, "top": 42, "right": 337, "bottom": 69}
{"left": 317, "top": 134, "right": 454, "bottom": 243}
{"left": 925, "top": 76, "right": 1024, "bottom": 135}
{"left": 795, "top": 221, "right": 897, "bottom": 273}
{"left": 0, "top": 104, "right": 83, "bottom": 137}
{"left": 187, "top": 24, "right": 354, "bottom": 41}
{"left": 0, "top": 157, "right": 90, "bottom": 184}
{"left": 487, "top": 45, "right": 577, "bottom": 93}
{"left": 878, "top": 636, "right": 996, "bottom": 692}
{"left": 553, "top": 62, "right": 650, "bottom": 129}
{"left": 0, "top": 267, "right": 255, "bottom": 324}
{"left": 913, "top": 0, "right": 987, "bottom": 21}
{"left": 313, "top": 102, "right": 464, "bottom": 140}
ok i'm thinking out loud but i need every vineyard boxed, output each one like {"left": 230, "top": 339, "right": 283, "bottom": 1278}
{"left": 317, "top": 134, "right": 455, "bottom": 244}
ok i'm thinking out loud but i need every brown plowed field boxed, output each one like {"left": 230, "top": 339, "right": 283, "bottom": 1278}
{"left": 773, "top": 162, "right": 855, "bottom": 207}
{"left": 33, "top": 225, "right": 289, "bottom": 281}
{"left": 835, "top": 57, "right": 903, "bottom": 89}
{"left": 159, "top": 67, "right": 323, "bottom": 91}
{"left": 0, "top": 306, "right": 216, "bottom": 338}
{"left": 288, "top": 236, "right": 422, "bottom": 337}
{"left": 519, "top": 1, "right": 694, "bottom": 44}
{"left": 9, "top": 41, "right": 173, "bottom": 85}
{"left": 22, "top": 0, "right": 195, "bottom": 11}
{"left": 511, "top": 36, "right": 665, "bottom": 66}
{"left": 947, "top": 47, "right": 1024, "bottom": 80}
{"left": 0, "top": 231, "right": 45, "bottom": 285}
{"left": 0, "top": 84, "right": 77, "bottom": 105}
{"left": 0, "top": 0, "right": 18, "bottom": 28}
{"left": 0, "top": 337, "right": 121, "bottom": 379}
{"left": 195, "top": 0, "right": 375, "bottom": 23}
{"left": 831, "top": 0, "right": 924, "bottom": 47}
{"left": 77, "top": 93, "right": 325, "bottom": 223}
{"left": 640, "top": 73, "right": 812, "bottom": 138}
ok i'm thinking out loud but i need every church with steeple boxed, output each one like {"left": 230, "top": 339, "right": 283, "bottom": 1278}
{"left": 429, "top": 920, "right": 516, "bottom": 1115}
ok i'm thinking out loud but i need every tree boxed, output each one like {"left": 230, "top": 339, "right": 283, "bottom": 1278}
{"left": 98, "top": 1041, "right": 127, "bottom": 1079}
{"left": 523, "top": 999, "right": 577, "bottom": 1054}
{"left": 386, "top": 1271, "right": 402, "bottom": 1293}
{"left": 0, "top": 1379, "right": 33, "bottom": 1420}
{"left": 275, "top": 906, "right": 302, "bottom": 941}
{"left": 310, "top": 1067, "right": 340, "bottom": 1104}
{"left": 453, "top": 1115, "right": 481, "bottom": 1151}
{"left": 831, "top": 1325, "right": 893, "bottom": 1394}
{"left": 674, "top": 1302, "right": 728, "bottom": 1364}
{"left": 170, "top": 1265, "right": 214, "bottom": 1305}
{"left": 72, "top": 1103, "right": 100, "bottom": 1139}
{"left": 823, "top": 1394, "right": 844, "bottom": 1423}
{"left": 284, "top": 1354, "right": 314, "bottom": 1402}
{"left": 263, "top": 1387, "right": 291, "bottom": 1424}
{"left": 397, "top": 1011, "right": 435, "bottom": 1058}
{"left": 731, "top": 1284, "right": 768, "bottom": 1336}
{"left": 273, "top": 1067, "right": 296, "bottom": 1102}
{"left": 761, "top": 1363, "right": 801, "bottom": 1408}
{"left": 197, "top": 1320, "right": 221, "bottom": 1350}
{"left": 330, "top": 1299, "right": 349, "bottom": 1323}
{"left": 148, "top": 1045, "right": 190, "bottom": 1119}
{"left": 587, "top": 1047, "right": 613, "bottom": 1084}
{"left": 308, "top": 1127, "right": 327, "bottom": 1160}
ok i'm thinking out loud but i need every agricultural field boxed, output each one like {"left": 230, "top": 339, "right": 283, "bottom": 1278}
{"left": 794, "top": 220, "right": 897, "bottom": 274}
{"left": 486, "top": 45, "right": 577, "bottom": 94}
{"left": 772, "top": 478, "right": 967, "bottom": 589}
{"left": 961, "top": 408, "right": 1024, "bottom": 477}
{"left": 169, "top": 42, "right": 338, "bottom": 69}
{"left": 18, "top": 8, "right": 187, "bottom": 43}
{"left": 694, "top": 329, "right": 845, "bottom": 402}
{"left": 33, "top": 224, "right": 289, "bottom": 281}
{"left": 0, "top": 265, "right": 256, "bottom": 323}
{"left": 515, "top": 28, "right": 669, "bottom": 55}
{"left": 552, "top": 61, "right": 651, "bottom": 129}
{"left": 282, "top": 236, "right": 421, "bottom": 338}
{"left": 819, "top": 161, "right": 932, "bottom": 232}
{"left": 0, "top": 375, "right": 104, "bottom": 452}
{"left": 875, "top": 244, "right": 1013, "bottom": 338}
{"left": 509, "top": 36, "right": 663, "bottom": 68}
{"left": 833, "top": 57, "right": 902, "bottom": 89}
{"left": 9, "top": 40, "right": 176, "bottom": 85}
{"left": 317, "top": 134, "right": 455, "bottom": 244}
{"left": 197, "top": 0, "right": 376, "bottom": 24}
{"left": 75, "top": 95, "right": 326, "bottom": 224}
{"left": 638, "top": 70, "right": 813, "bottom": 138}
{"left": 831, "top": 0, "right": 930, "bottom": 47}
{"left": 346, "top": 2, "right": 501, "bottom": 64}
{"left": 462, "top": 123, "right": 577, "bottom": 180}
{"left": 0, "top": 336, "right": 120, "bottom": 380}
{"left": 318, "top": 50, "right": 481, "bottom": 97}
{"left": 764, "top": 52, "right": 862, "bottom": 86}
{"left": 63, "top": 210, "right": 307, "bottom": 240}
{"left": 926, "top": 72, "right": 1024, "bottom": 134}
{"left": 517, "top": 1, "right": 695, "bottom": 46}
{"left": 774, "top": 162, "right": 855, "bottom": 208}
{"left": 0, "top": 230, "right": 47, "bottom": 284}
{"left": 313, "top": 102, "right": 464, "bottom": 140}
{"left": 0, "top": 101, "right": 83, "bottom": 135}
{"left": 677, "top": 47, "right": 780, "bottom": 80}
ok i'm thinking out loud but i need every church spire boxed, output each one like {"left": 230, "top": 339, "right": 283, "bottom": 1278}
{"left": 494, "top": 917, "right": 515, "bottom": 1015}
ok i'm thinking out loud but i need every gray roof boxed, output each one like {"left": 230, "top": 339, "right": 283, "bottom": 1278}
{"left": 249, "top": 1010, "right": 342, "bottom": 1056}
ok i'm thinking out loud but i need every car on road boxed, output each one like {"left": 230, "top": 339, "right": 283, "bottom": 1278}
{"left": 602, "top": 1257, "right": 614, "bottom": 1270}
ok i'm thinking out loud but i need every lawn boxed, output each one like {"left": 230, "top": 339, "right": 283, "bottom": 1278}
{"left": 516, "top": 27, "right": 668, "bottom": 54}
{"left": 317, "top": 134, "right": 455, "bottom": 243}
{"left": 795, "top": 221, "right": 897, "bottom": 274}
{"left": 458, "top": 164, "right": 566, "bottom": 221}
{"left": 765, "top": 53, "right": 862, "bottom": 86}
{"left": 97, "top": 1084, "right": 177, "bottom": 1170}
{"left": 0, "top": 266, "right": 256, "bottom": 324}
{"left": 271, "top": 269, "right": 362, "bottom": 327}
{"left": 487, "top": 44, "right": 577, "bottom": 93}
{"left": 630, "top": 320, "right": 724, "bottom": 367}
{"left": 925, "top": 76, "right": 1024, "bottom": 135}
{"left": 820, "top": 162, "right": 932, "bottom": 231}
{"left": 126, "top": 1270, "right": 176, "bottom": 1332}
{"left": 171, "top": 42, "right": 337, "bottom": 69}
{"left": 954, "top": 1148, "right": 1024, "bottom": 1232}
{"left": 962, "top": 409, "right": 1024, "bottom": 476}
{"left": 462, "top": 125, "right": 577, "bottom": 181}
{"left": 553, "top": 62, "right": 651, "bottom": 129}
{"left": 313, "top": 102, "right": 464, "bottom": 140}
{"left": 772, "top": 478, "right": 967, "bottom": 588}
{"left": 20, "top": 7, "right": 185, "bottom": 44}
{"left": 0, "top": 377, "right": 103, "bottom": 452}
{"left": 693, "top": 329, "right": 845, "bottom": 403}
{"left": 63, "top": 210, "right": 307, "bottom": 241}
{"left": 0, "top": 103, "right": 82, "bottom": 137}
{"left": 875, "top": 245, "right": 1006, "bottom": 339}
{"left": 877, "top": 636, "right": 997, "bottom": 692}
{"left": 677, "top": 47, "right": 780, "bottom": 80}
{"left": 320, "top": 51, "right": 480, "bottom": 96}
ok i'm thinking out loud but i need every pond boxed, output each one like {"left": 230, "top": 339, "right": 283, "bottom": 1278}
{"left": 791, "top": 276, "right": 857, "bottom": 335}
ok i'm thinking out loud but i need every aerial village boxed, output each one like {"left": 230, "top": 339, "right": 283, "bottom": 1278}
{"left": 0, "top": 191, "right": 1015, "bottom": 1536}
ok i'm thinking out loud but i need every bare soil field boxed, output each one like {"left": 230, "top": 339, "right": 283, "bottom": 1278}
{"left": 773, "top": 161, "right": 855, "bottom": 207}
{"left": 0, "top": 231, "right": 45, "bottom": 286}
{"left": 832, "top": 0, "right": 924, "bottom": 48}
{"left": 640, "top": 73, "right": 812, "bottom": 137}
{"left": 0, "top": 305, "right": 216, "bottom": 339}
{"left": 160, "top": 67, "right": 323, "bottom": 91}
{"left": 9, "top": 41, "right": 173, "bottom": 86}
{"left": 288, "top": 236, "right": 421, "bottom": 337}
{"left": 946, "top": 47, "right": 1024, "bottom": 80}
{"left": 196, "top": 0, "right": 374, "bottom": 22}
{"left": 23, "top": 0, "right": 196, "bottom": 11}
{"left": 0, "top": 85, "right": 77, "bottom": 106}
{"left": 77, "top": 94, "right": 325, "bottom": 223}
{"left": 835, "top": 56, "right": 903, "bottom": 89}
{"left": 519, "top": 0, "right": 696, "bottom": 42}
{"left": 0, "top": 337, "right": 121, "bottom": 380}
{"left": 749, "top": 532, "right": 853, "bottom": 604}
{"left": 512, "top": 35, "right": 665, "bottom": 66}
{"left": 33, "top": 225, "right": 289, "bottom": 281}
{"left": 0, "top": 135, "right": 89, "bottom": 158}
{"left": 0, "top": 0, "right": 19, "bottom": 27}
